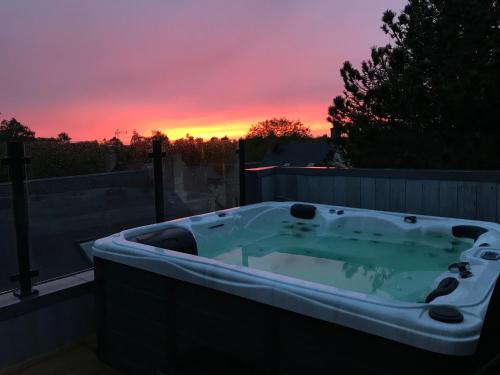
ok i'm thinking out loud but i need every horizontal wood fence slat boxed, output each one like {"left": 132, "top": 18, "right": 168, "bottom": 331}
{"left": 246, "top": 167, "right": 500, "bottom": 223}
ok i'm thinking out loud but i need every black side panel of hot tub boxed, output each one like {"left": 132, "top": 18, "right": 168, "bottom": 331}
{"left": 452, "top": 225, "right": 488, "bottom": 241}
{"left": 129, "top": 226, "right": 198, "bottom": 255}
{"left": 95, "top": 257, "right": 174, "bottom": 374}
{"left": 95, "top": 257, "right": 482, "bottom": 375}
{"left": 95, "top": 257, "right": 275, "bottom": 374}
{"left": 290, "top": 203, "right": 316, "bottom": 219}
{"left": 475, "top": 276, "right": 500, "bottom": 372}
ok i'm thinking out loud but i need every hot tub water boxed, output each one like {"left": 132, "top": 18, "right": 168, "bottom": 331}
{"left": 202, "top": 221, "right": 472, "bottom": 302}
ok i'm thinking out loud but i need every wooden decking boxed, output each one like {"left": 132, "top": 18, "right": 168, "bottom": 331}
{"left": 0, "top": 336, "right": 258, "bottom": 375}
{"left": 0, "top": 337, "right": 119, "bottom": 375}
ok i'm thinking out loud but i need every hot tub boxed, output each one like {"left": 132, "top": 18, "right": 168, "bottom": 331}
{"left": 92, "top": 202, "right": 500, "bottom": 374}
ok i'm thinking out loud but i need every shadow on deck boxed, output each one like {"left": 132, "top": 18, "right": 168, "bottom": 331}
{"left": 0, "top": 336, "right": 119, "bottom": 375}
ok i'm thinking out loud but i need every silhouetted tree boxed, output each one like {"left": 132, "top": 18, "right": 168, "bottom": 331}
{"left": 203, "top": 136, "right": 238, "bottom": 171}
{"left": 29, "top": 141, "right": 108, "bottom": 178}
{"left": 244, "top": 118, "right": 315, "bottom": 161}
{"left": 247, "top": 118, "right": 311, "bottom": 138}
{"left": 56, "top": 132, "right": 71, "bottom": 143}
{"left": 151, "top": 130, "right": 169, "bottom": 143}
{"left": 128, "top": 130, "right": 159, "bottom": 163}
{"left": 106, "top": 136, "right": 124, "bottom": 148}
{"left": 171, "top": 134, "right": 204, "bottom": 166}
{"left": 328, "top": 0, "right": 500, "bottom": 168}
{"left": 0, "top": 118, "right": 35, "bottom": 142}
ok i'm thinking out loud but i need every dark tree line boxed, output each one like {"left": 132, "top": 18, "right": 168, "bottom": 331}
{"left": 1, "top": 116, "right": 320, "bottom": 180}
{"left": 328, "top": 0, "right": 500, "bottom": 168}
{"left": 0, "top": 118, "right": 240, "bottom": 180}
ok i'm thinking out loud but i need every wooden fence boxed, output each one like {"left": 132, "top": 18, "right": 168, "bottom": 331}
{"left": 245, "top": 167, "right": 500, "bottom": 222}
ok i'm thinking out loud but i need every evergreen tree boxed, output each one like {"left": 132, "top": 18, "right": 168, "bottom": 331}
{"left": 328, "top": 0, "right": 500, "bottom": 168}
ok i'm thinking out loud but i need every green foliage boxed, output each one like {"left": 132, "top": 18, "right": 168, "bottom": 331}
{"left": 247, "top": 118, "right": 311, "bottom": 138}
{"left": 328, "top": 0, "right": 500, "bottom": 168}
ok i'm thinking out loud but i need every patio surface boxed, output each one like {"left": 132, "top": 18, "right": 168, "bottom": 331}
{"left": 0, "top": 337, "right": 119, "bottom": 375}
{"left": 0, "top": 335, "right": 262, "bottom": 375}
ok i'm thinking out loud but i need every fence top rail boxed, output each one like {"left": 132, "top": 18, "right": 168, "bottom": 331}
{"left": 245, "top": 166, "right": 500, "bottom": 182}
{"left": 0, "top": 168, "right": 152, "bottom": 196}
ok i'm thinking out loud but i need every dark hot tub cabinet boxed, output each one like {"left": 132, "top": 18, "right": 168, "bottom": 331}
{"left": 92, "top": 202, "right": 500, "bottom": 374}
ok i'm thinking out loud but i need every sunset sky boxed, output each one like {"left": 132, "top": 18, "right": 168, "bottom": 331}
{"left": 1, "top": 0, "right": 404, "bottom": 142}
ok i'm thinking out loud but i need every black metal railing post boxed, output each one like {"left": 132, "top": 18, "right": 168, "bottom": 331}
{"left": 150, "top": 139, "right": 166, "bottom": 223}
{"left": 238, "top": 139, "right": 246, "bottom": 206}
{"left": 1, "top": 142, "right": 38, "bottom": 298}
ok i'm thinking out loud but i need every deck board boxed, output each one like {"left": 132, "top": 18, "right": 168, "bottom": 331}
{"left": 0, "top": 343, "right": 119, "bottom": 375}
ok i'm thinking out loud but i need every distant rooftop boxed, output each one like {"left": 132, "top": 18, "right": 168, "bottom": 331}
{"left": 262, "top": 138, "right": 332, "bottom": 167}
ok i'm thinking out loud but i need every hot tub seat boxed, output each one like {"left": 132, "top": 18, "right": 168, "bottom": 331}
{"left": 129, "top": 227, "right": 198, "bottom": 255}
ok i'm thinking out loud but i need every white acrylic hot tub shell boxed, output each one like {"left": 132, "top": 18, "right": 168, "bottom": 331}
{"left": 92, "top": 202, "right": 500, "bottom": 356}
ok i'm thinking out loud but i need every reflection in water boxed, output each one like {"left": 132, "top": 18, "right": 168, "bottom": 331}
{"left": 341, "top": 262, "right": 395, "bottom": 293}
{"left": 207, "top": 224, "right": 472, "bottom": 303}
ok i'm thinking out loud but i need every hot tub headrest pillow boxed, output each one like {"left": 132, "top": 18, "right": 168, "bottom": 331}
{"left": 290, "top": 203, "right": 316, "bottom": 220}
{"left": 129, "top": 227, "right": 198, "bottom": 255}
{"left": 452, "top": 225, "right": 488, "bottom": 241}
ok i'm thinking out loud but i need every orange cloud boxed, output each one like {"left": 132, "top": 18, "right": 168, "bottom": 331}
{"left": 139, "top": 109, "right": 330, "bottom": 141}
{"left": 7, "top": 100, "right": 330, "bottom": 143}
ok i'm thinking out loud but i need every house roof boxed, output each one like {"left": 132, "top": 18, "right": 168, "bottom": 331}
{"left": 262, "top": 138, "right": 332, "bottom": 167}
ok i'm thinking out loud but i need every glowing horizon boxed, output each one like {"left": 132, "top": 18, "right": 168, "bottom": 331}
{"left": 1, "top": 1, "right": 405, "bottom": 142}
{"left": 132, "top": 107, "right": 330, "bottom": 141}
{"left": 156, "top": 122, "right": 329, "bottom": 141}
